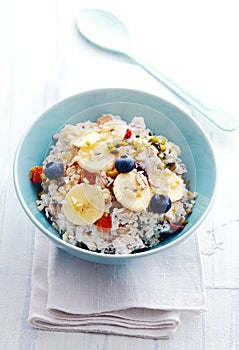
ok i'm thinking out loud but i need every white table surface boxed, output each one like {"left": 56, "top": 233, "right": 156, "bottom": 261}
{"left": 1, "top": 0, "right": 239, "bottom": 349}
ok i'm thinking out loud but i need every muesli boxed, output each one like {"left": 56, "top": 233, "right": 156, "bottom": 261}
{"left": 30, "top": 114, "right": 197, "bottom": 254}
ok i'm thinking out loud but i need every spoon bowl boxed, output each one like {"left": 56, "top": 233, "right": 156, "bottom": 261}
{"left": 76, "top": 8, "right": 132, "bottom": 54}
{"left": 76, "top": 8, "right": 237, "bottom": 132}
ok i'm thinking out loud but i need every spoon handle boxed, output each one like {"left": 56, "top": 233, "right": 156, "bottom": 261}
{"left": 134, "top": 56, "right": 238, "bottom": 131}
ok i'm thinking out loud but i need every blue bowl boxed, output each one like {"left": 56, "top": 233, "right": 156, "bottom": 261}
{"left": 13, "top": 88, "right": 217, "bottom": 264}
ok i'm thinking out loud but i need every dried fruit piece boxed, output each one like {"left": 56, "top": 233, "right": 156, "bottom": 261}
{"left": 30, "top": 166, "right": 44, "bottom": 183}
{"left": 97, "top": 114, "right": 113, "bottom": 125}
{"left": 124, "top": 128, "right": 132, "bottom": 139}
{"left": 106, "top": 168, "right": 119, "bottom": 178}
{"left": 96, "top": 214, "right": 112, "bottom": 233}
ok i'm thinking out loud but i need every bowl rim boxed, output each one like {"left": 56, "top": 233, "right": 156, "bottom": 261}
{"left": 13, "top": 87, "right": 217, "bottom": 261}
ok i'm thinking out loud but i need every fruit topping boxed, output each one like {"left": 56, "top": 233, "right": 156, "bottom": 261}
{"left": 44, "top": 161, "right": 64, "bottom": 179}
{"left": 124, "top": 128, "right": 132, "bottom": 139}
{"left": 72, "top": 131, "right": 101, "bottom": 148}
{"left": 115, "top": 155, "right": 135, "bottom": 173}
{"left": 97, "top": 114, "right": 113, "bottom": 125}
{"left": 153, "top": 169, "right": 185, "bottom": 202}
{"left": 73, "top": 142, "right": 115, "bottom": 173}
{"left": 29, "top": 166, "right": 44, "bottom": 183}
{"left": 113, "top": 171, "right": 151, "bottom": 212}
{"left": 80, "top": 168, "right": 97, "bottom": 184}
{"left": 149, "top": 194, "right": 172, "bottom": 214}
{"left": 106, "top": 168, "right": 119, "bottom": 178}
{"left": 96, "top": 214, "right": 112, "bottom": 233}
{"left": 62, "top": 183, "right": 105, "bottom": 225}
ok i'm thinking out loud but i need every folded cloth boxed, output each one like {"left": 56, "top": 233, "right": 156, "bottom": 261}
{"left": 28, "top": 231, "right": 205, "bottom": 339}
{"left": 28, "top": 57, "right": 206, "bottom": 339}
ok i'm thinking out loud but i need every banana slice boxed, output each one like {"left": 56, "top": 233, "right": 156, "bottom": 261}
{"left": 72, "top": 131, "right": 101, "bottom": 148}
{"left": 62, "top": 183, "right": 105, "bottom": 225}
{"left": 113, "top": 171, "right": 151, "bottom": 212}
{"left": 100, "top": 120, "right": 128, "bottom": 142}
{"left": 73, "top": 142, "right": 115, "bottom": 173}
{"left": 154, "top": 169, "right": 185, "bottom": 202}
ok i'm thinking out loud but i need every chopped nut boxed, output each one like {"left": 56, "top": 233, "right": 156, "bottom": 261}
{"left": 62, "top": 232, "right": 69, "bottom": 241}
{"left": 161, "top": 137, "right": 167, "bottom": 145}
{"left": 148, "top": 136, "right": 159, "bottom": 143}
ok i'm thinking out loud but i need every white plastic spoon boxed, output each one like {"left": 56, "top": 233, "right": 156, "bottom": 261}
{"left": 76, "top": 8, "right": 237, "bottom": 131}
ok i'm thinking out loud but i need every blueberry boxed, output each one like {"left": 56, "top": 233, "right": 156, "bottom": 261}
{"left": 44, "top": 161, "right": 64, "bottom": 179}
{"left": 149, "top": 194, "right": 171, "bottom": 214}
{"left": 115, "top": 155, "right": 135, "bottom": 173}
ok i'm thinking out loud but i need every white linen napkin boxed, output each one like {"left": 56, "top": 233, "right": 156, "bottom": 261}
{"left": 29, "top": 231, "right": 205, "bottom": 339}
{"left": 28, "top": 57, "right": 206, "bottom": 339}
